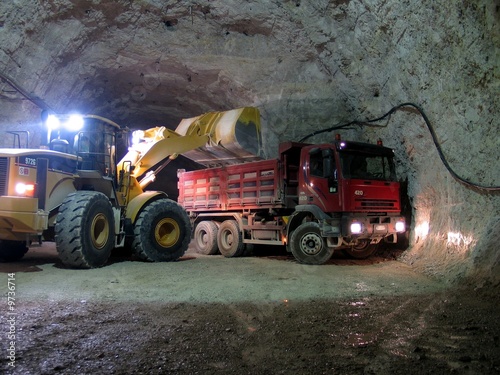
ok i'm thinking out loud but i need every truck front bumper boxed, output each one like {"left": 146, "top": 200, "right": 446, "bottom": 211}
{"left": 341, "top": 214, "right": 405, "bottom": 238}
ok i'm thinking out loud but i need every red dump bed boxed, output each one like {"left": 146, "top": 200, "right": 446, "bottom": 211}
{"left": 177, "top": 159, "right": 285, "bottom": 212}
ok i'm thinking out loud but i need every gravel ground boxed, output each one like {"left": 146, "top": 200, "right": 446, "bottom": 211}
{"left": 1, "top": 242, "right": 499, "bottom": 374}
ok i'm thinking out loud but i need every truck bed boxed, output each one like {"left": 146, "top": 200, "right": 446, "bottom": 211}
{"left": 177, "top": 159, "right": 285, "bottom": 212}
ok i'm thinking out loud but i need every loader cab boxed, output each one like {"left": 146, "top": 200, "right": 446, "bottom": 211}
{"left": 44, "top": 113, "right": 124, "bottom": 177}
{"left": 73, "top": 127, "right": 116, "bottom": 177}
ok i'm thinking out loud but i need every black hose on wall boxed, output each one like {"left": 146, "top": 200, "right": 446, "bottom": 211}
{"left": 299, "top": 102, "right": 500, "bottom": 192}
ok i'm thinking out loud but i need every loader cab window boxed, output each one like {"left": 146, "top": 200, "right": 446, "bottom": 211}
{"left": 75, "top": 129, "right": 116, "bottom": 177}
{"left": 49, "top": 138, "right": 70, "bottom": 153}
{"left": 47, "top": 138, "right": 77, "bottom": 172}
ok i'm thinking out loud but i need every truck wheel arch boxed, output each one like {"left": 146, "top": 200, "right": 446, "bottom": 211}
{"left": 287, "top": 205, "right": 330, "bottom": 238}
{"left": 194, "top": 213, "right": 245, "bottom": 227}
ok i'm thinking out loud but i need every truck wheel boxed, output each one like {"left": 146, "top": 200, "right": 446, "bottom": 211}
{"left": 290, "top": 222, "right": 333, "bottom": 265}
{"left": 342, "top": 240, "right": 379, "bottom": 259}
{"left": 55, "top": 191, "right": 115, "bottom": 269}
{"left": 0, "top": 240, "right": 28, "bottom": 262}
{"left": 193, "top": 221, "right": 219, "bottom": 255}
{"left": 133, "top": 199, "right": 191, "bottom": 262}
{"left": 217, "top": 220, "right": 245, "bottom": 258}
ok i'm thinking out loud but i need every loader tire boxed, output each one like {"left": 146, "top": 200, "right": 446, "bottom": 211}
{"left": 55, "top": 191, "right": 115, "bottom": 269}
{"left": 0, "top": 240, "right": 28, "bottom": 262}
{"left": 289, "top": 222, "right": 333, "bottom": 265}
{"left": 193, "top": 221, "right": 219, "bottom": 255}
{"left": 133, "top": 199, "right": 191, "bottom": 262}
{"left": 217, "top": 220, "right": 245, "bottom": 258}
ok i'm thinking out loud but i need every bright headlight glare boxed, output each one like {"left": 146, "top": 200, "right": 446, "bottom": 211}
{"left": 395, "top": 221, "right": 406, "bottom": 232}
{"left": 132, "top": 130, "right": 145, "bottom": 145}
{"left": 15, "top": 183, "right": 35, "bottom": 196}
{"left": 46, "top": 114, "right": 60, "bottom": 130}
{"left": 350, "top": 222, "right": 362, "bottom": 234}
{"left": 66, "top": 114, "right": 84, "bottom": 131}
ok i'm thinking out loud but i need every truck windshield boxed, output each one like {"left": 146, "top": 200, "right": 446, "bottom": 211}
{"left": 339, "top": 151, "right": 397, "bottom": 181}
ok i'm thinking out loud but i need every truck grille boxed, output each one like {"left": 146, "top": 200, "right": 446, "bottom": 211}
{"left": 355, "top": 198, "right": 398, "bottom": 210}
{"left": 0, "top": 157, "right": 8, "bottom": 195}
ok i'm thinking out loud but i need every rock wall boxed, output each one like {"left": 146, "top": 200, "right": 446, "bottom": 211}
{"left": 0, "top": 0, "right": 498, "bottom": 286}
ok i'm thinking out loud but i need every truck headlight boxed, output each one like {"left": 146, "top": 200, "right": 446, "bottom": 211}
{"left": 395, "top": 221, "right": 405, "bottom": 232}
{"left": 350, "top": 222, "right": 362, "bottom": 234}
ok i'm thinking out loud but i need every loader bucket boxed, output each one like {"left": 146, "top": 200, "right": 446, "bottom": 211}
{"left": 174, "top": 107, "right": 263, "bottom": 166}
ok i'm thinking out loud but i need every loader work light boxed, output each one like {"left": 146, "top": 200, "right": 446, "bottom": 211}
{"left": 45, "top": 114, "right": 84, "bottom": 131}
{"left": 46, "top": 114, "right": 61, "bottom": 130}
{"left": 132, "top": 130, "right": 146, "bottom": 145}
{"left": 66, "top": 114, "right": 84, "bottom": 131}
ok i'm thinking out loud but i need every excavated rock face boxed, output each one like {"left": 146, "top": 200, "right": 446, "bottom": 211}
{"left": 0, "top": 1, "right": 498, "bottom": 286}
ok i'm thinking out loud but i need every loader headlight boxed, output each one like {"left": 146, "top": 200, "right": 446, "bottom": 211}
{"left": 15, "top": 182, "right": 35, "bottom": 197}
{"left": 350, "top": 222, "right": 362, "bottom": 234}
{"left": 395, "top": 221, "right": 406, "bottom": 233}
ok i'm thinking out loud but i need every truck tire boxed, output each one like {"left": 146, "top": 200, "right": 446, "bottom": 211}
{"left": 290, "top": 222, "right": 333, "bottom": 265}
{"left": 193, "top": 221, "right": 219, "bottom": 255}
{"left": 133, "top": 198, "right": 191, "bottom": 262}
{"left": 55, "top": 191, "right": 115, "bottom": 269}
{"left": 217, "top": 220, "right": 245, "bottom": 258}
{"left": 342, "top": 240, "right": 379, "bottom": 259}
{"left": 0, "top": 240, "right": 28, "bottom": 262}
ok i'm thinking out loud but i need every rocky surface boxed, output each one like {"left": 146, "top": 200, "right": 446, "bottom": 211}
{"left": 0, "top": 1, "right": 498, "bottom": 285}
{"left": 1, "top": 244, "right": 499, "bottom": 374}
{"left": 6, "top": 288, "right": 500, "bottom": 375}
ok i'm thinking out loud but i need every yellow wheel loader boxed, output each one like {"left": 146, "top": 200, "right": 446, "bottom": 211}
{"left": 0, "top": 107, "right": 261, "bottom": 268}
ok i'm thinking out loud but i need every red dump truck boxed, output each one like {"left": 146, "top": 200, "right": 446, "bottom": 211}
{"left": 177, "top": 136, "right": 406, "bottom": 264}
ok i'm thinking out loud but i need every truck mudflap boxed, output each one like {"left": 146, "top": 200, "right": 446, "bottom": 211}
{"left": 0, "top": 197, "right": 48, "bottom": 239}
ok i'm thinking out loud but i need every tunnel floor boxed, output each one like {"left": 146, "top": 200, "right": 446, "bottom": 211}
{"left": 1, "top": 243, "right": 499, "bottom": 374}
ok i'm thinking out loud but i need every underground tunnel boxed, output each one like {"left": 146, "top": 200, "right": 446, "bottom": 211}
{"left": 0, "top": 1, "right": 499, "bottom": 374}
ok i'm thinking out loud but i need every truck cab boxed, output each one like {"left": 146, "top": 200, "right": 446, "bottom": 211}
{"left": 284, "top": 137, "right": 405, "bottom": 260}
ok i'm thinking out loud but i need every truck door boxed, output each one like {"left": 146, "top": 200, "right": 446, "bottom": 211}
{"left": 300, "top": 147, "right": 340, "bottom": 212}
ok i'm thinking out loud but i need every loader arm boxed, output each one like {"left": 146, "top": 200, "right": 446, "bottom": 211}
{"left": 116, "top": 126, "right": 210, "bottom": 180}
{"left": 116, "top": 107, "right": 263, "bottom": 202}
